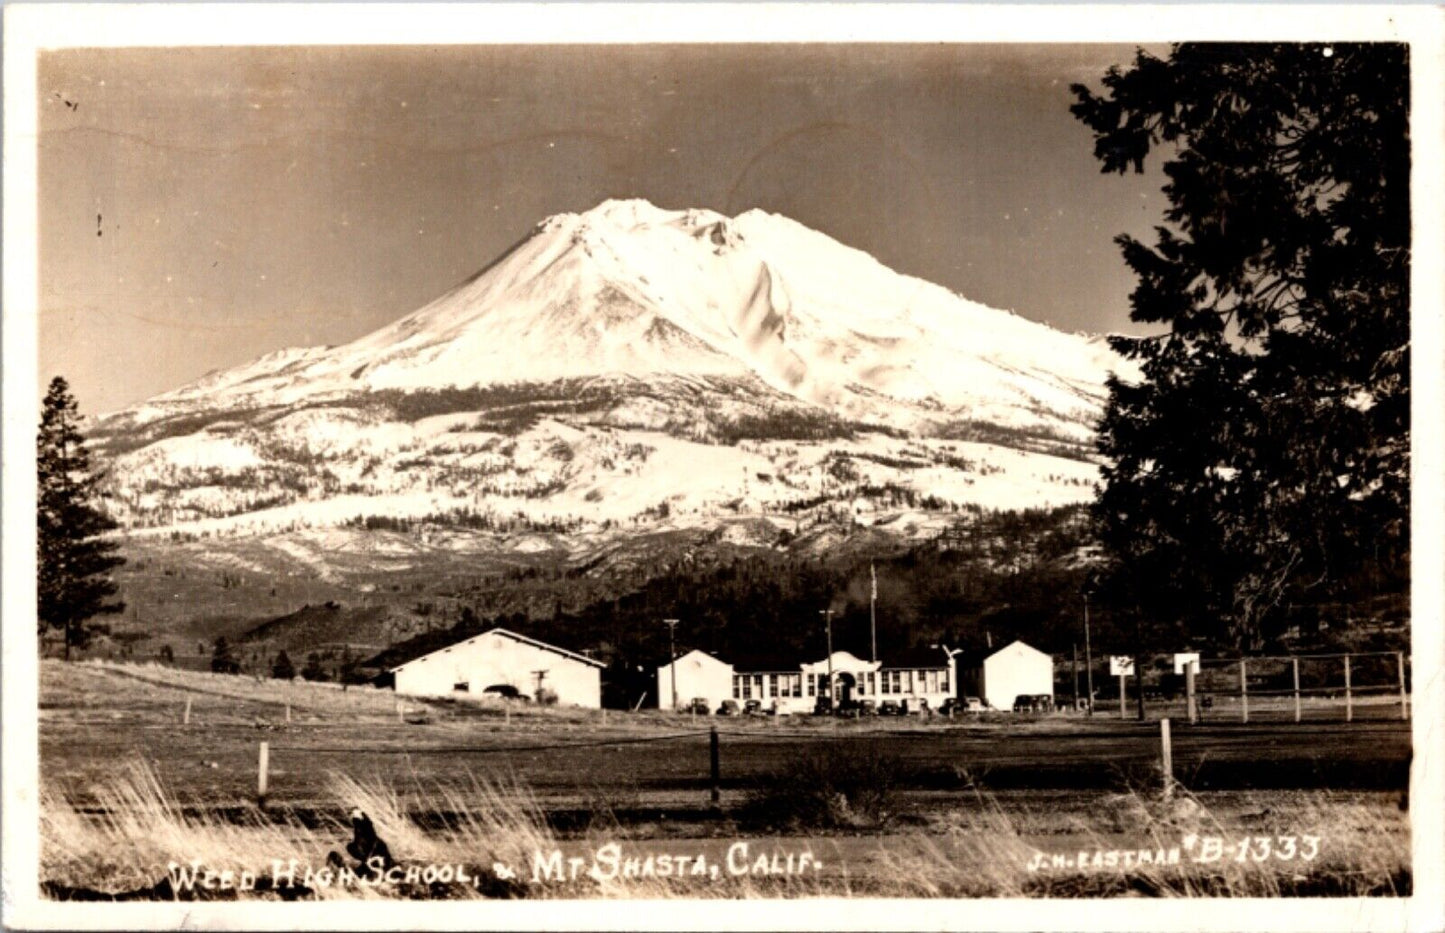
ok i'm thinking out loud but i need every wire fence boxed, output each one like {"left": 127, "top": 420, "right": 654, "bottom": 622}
{"left": 268, "top": 730, "right": 713, "bottom": 756}
{"left": 1180, "top": 650, "right": 1408, "bottom": 724}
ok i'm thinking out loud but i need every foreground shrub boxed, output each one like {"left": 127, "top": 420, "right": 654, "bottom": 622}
{"left": 740, "top": 739, "right": 900, "bottom": 830}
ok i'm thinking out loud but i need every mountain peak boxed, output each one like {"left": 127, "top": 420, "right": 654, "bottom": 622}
{"left": 94, "top": 197, "right": 1125, "bottom": 539}
{"left": 131, "top": 199, "right": 1123, "bottom": 438}
{"left": 539, "top": 198, "right": 720, "bottom": 236}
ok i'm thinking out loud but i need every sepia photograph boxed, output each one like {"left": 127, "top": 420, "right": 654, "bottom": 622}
{"left": 3, "top": 4, "right": 1442, "bottom": 930}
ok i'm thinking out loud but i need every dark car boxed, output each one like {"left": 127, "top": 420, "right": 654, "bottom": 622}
{"left": 878, "top": 700, "right": 903, "bottom": 717}
{"left": 813, "top": 695, "right": 835, "bottom": 716}
{"left": 1013, "top": 694, "right": 1055, "bottom": 713}
{"left": 684, "top": 697, "right": 711, "bottom": 715}
{"left": 856, "top": 699, "right": 878, "bottom": 716}
{"left": 717, "top": 699, "right": 741, "bottom": 716}
{"left": 743, "top": 699, "right": 770, "bottom": 717}
{"left": 482, "top": 684, "right": 528, "bottom": 701}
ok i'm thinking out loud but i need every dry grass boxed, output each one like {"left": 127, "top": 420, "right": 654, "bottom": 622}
{"left": 40, "top": 758, "right": 1408, "bottom": 900}
{"left": 881, "top": 784, "right": 1409, "bottom": 897}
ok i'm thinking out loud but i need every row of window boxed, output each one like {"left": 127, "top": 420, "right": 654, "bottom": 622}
{"left": 730, "top": 669, "right": 949, "bottom": 699}
{"left": 733, "top": 673, "right": 803, "bottom": 700}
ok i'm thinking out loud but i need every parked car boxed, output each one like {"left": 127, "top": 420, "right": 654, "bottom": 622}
{"left": 941, "top": 697, "right": 982, "bottom": 716}
{"left": 482, "top": 684, "right": 528, "bottom": 701}
{"left": 743, "top": 698, "right": 771, "bottom": 717}
{"left": 717, "top": 699, "right": 741, "bottom": 716}
{"left": 877, "top": 700, "right": 903, "bottom": 717}
{"left": 813, "top": 695, "right": 835, "bottom": 716}
{"left": 1012, "top": 694, "right": 1055, "bottom": 713}
{"left": 684, "top": 697, "right": 711, "bottom": 715}
{"left": 856, "top": 699, "right": 878, "bottom": 717}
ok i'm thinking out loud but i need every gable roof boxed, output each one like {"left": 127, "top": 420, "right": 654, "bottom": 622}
{"left": 389, "top": 627, "right": 605, "bottom": 673}
{"left": 658, "top": 649, "right": 732, "bottom": 671}
{"left": 954, "top": 639, "right": 1049, "bottom": 669}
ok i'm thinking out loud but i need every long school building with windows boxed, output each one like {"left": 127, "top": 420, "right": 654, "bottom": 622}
{"left": 657, "top": 646, "right": 959, "bottom": 714}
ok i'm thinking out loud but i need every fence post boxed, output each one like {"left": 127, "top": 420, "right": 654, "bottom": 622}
{"left": 709, "top": 726, "right": 721, "bottom": 807}
{"left": 257, "top": 741, "right": 270, "bottom": 808}
{"left": 1398, "top": 651, "right": 1409, "bottom": 720}
{"left": 1160, "top": 718, "right": 1173, "bottom": 800}
{"left": 1186, "top": 662, "right": 1197, "bottom": 724}
{"left": 397, "top": 700, "right": 404, "bottom": 723}
{"left": 285, "top": 703, "right": 291, "bottom": 724}
{"left": 1344, "top": 655, "right": 1353, "bottom": 722}
{"left": 1292, "top": 657, "right": 1301, "bottom": 723}
{"left": 1118, "top": 673, "right": 1126, "bottom": 718}
{"left": 1239, "top": 658, "right": 1248, "bottom": 724}
{"left": 183, "top": 697, "right": 192, "bottom": 725}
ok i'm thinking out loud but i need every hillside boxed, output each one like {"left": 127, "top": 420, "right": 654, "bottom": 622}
{"left": 88, "top": 199, "right": 1123, "bottom": 555}
{"left": 77, "top": 199, "right": 1148, "bottom": 670}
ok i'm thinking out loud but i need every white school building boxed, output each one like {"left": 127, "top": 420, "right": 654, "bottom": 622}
{"left": 390, "top": 627, "right": 604, "bottom": 708}
{"left": 656, "top": 645, "right": 961, "bottom": 714}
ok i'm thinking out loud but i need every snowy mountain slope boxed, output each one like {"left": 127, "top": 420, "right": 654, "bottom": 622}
{"left": 131, "top": 199, "right": 1118, "bottom": 433}
{"left": 92, "top": 199, "right": 1124, "bottom": 546}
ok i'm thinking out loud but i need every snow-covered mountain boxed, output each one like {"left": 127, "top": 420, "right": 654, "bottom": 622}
{"left": 91, "top": 199, "right": 1124, "bottom": 551}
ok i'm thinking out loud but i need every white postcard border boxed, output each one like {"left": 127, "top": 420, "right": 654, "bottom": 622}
{"left": 4, "top": 5, "right": 1442, "bottom": 931}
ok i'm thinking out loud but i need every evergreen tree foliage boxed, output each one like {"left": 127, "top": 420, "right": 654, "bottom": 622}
{"left": 210, "top": 636, "right": 240, "bottom": 674}
{"left": 271, "top": 650, "right": 296, "bottom": 680}
{"left": 1071, "top": 44, "right": 1409, "bottom": 649}
{"left": 301, "top": 652, "right": 329, "bottom": 682}
{"left": 37, "top": 376, "right": 125, "bottom": 658}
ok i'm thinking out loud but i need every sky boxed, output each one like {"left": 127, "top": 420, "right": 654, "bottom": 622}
{"left": 38, "top": 44, "right": 1168, "bottom": 414}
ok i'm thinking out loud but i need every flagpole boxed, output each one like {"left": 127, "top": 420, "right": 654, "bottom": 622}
{"left": 870, "top": 563, "right": 878, "bottom": 663}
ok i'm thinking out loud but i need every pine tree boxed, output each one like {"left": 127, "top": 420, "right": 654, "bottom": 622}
{"left": 1071, "top": 44, "right": 1409, "bottom": 649}
{"left": 302, "top": 652, "right": 329, "bottom": 682}
{"left": 271, "top": 650, "right": 296, "bottom": 680}
{"left": 37, "top": 376, "right": 125, "bottom": 659}
{"left": 211, "top": 636, "right": 240, "bottom": 675}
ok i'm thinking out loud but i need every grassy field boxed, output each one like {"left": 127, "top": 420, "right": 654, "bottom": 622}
{"left": 38, "top": 660, "right": 1412, "bottom": 899}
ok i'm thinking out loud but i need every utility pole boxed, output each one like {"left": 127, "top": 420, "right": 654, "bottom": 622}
{"left": 664, "top": 618, "right": 679, "bottom": 711}
{"left": 869, "top": 562, "right": 878, "bottom": 664}
{"left": 1083, "top": 592, "right": 1094, "bottom": 717}
{"left": 1072, "top": 643, "right": 1079, "bottom": 710}
{"left": 820, "top": 609, "right": 834, "bottom": 704}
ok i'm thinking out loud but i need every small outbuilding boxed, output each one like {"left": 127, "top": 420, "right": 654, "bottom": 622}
{"left": 955, "top": 639, "right": 1054, "bottom": 710}
{"left": 656, "top": 649, "right": 735, "bottom": 711}
{"left": 390, "top": 627, "right": 604, "bottom": 708}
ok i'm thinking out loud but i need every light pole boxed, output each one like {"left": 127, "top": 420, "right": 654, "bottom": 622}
{"left": 820, "top": 609, "right": 834, "bottom": 704}
{"left": 1083, "top": 592, "right": 1094, "bottom": 716}
{"left": 932, "top": 643, "right": 963, "bottom": 707}
{"left": 869, "top": 562, "right": 878, "bottom": 664}
{"left": 664, "top": 618, "right": 679, "bottom": 711}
